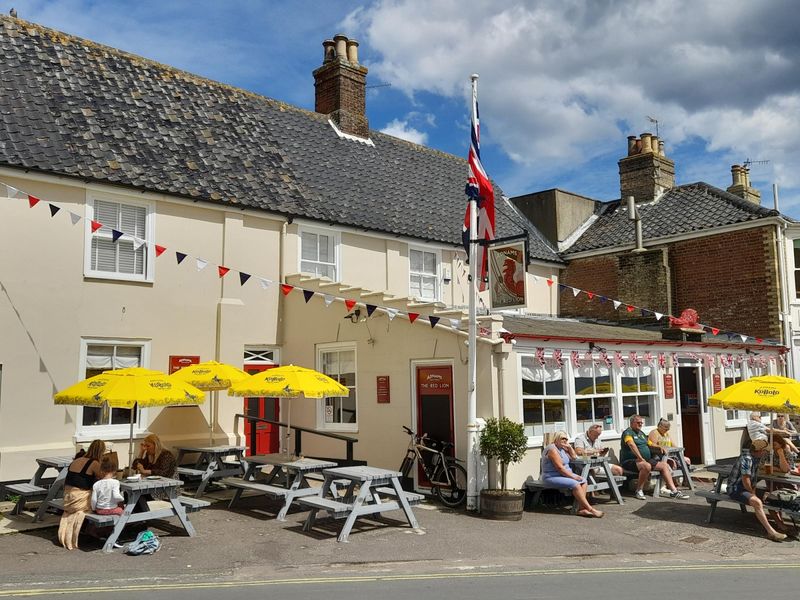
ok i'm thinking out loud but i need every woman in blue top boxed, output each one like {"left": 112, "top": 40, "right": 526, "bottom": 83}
{"left": 542, "top": 431, "right": 603, "bottom": 518}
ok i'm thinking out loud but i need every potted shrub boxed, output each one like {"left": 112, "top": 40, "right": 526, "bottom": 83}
{"left": 479, "top": 416, "right": 529, "bottom": 520}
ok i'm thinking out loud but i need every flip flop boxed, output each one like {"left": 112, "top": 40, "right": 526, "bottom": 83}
{"left": 592, "top": 510, "right": 604, "bottom": 518}
{"left": 577, "top": 509, "right": 594, "bottom": 518}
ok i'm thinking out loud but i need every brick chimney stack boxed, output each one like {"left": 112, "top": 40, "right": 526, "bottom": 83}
{"left": 726, "top": 164, "right": 761, "bottom": 204}
{"left": 619, "top": 133, "right": 675, "bottom": 203}
{"left": 313, "top": 33, "right": 369, "bottom": 139}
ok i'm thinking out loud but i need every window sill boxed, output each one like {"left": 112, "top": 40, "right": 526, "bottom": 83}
{"left": 317, "top": 424, "right": 358, "bottom": 434}
{"left": 83, "top": 272, "right": 154, "bottom": 284}
{"left": 75, "top": 427, "right": 150, "bottom": 444}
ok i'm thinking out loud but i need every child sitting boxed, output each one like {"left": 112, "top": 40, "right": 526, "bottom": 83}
{"left": 91, "top": 454, "right": 124, "bottom": 516}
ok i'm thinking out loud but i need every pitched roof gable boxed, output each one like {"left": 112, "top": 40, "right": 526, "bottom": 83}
{"left": 0, "top": 16, "right": 561, "bottom": 264}
{"left": 564, "top": 182, "right": 780, "bottom": 255}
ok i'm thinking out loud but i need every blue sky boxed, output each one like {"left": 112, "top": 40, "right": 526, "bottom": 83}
{"left": 5, "top": 0, "right": 800, "bottom": 217}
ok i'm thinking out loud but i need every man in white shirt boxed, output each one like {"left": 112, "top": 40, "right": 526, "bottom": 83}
{"left": 574, "top": 423, "right": 624, "bottom": 476}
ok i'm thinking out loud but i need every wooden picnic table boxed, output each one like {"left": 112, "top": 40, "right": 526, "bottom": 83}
{"left": 224, "top": 454, "right": 337, "bottom": 521}
{"left": 175, "top": 445, "right": 245, "bottom": 497}
{"left": 4, "top": 455, "right": 73, "bottom": 520}
{"left": 570, "top": 455, "right": 625, "bottom": 506}
{"left": 92, "top": 476, "right": 205, "bottom": 552}
{"left": 299, "top": 465, "right": 423, "bottom": 543}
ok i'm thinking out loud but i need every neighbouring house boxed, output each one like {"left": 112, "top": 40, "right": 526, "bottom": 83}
{"left": 0, "top": 15, "right": 787, "bottom": 492}
{"left": 511, "top": 134, "right": 792, "bottom": 465}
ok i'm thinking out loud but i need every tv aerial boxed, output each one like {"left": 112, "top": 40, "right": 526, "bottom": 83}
{"left": 646, "top": 115, "right": 660, "bottom": 138}
{"left": 743, "top": 158, "right": 769, "bottom": 169}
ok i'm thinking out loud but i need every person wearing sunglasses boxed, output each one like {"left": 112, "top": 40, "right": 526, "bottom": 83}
{"left": 541, "top": 431, "right": 604, "bottom": 518}
{"left": 620, "top": 415, "right": 688, "bottom": 500}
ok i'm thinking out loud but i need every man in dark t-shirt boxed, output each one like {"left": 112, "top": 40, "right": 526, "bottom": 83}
{"left": 621, "top": 415, "right": 688, "bottom": 501}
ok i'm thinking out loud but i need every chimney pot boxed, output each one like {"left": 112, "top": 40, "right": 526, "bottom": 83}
{"left": 346, "top": 39, "right": 359, "bottom": 64}
{"left": 658, "top": 140, "right": 665, "bottom": 156}
{"left": 627, "top": 136, "right": 637, "bottom": 156}
{"left": 640, "top": 132, "right": 653, "bottom": 154}
{"left": 333, "top": 33, "right": 348, "bottom": 59}
{"left": 322, "top": 39, "right": 335, "bottom": 63}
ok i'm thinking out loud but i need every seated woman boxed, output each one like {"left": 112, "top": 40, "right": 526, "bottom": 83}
{"left": 57, "top": 439, "right": 105, "bottom": 550}
{"left": 647, "top": 418, "right": 691, "bottom": 472}
{"left": 131, "top": 433, "right": 177, "bottom": 501}
{"left": 541, "top": 431, "right": 603, "bottom": 518}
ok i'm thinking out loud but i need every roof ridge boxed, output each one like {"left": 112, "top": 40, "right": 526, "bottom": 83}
{"left": 679, "top": 181, "right": 779, "bottom": 217}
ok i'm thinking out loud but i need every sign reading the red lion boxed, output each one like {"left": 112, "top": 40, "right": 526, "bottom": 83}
{"left": 488, "top": 240, "right": 527, "bottom": 310}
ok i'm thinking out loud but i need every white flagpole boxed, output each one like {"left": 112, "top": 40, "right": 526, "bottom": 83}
{"left": 466, "top": 73, "right": 480, "bottom": 511}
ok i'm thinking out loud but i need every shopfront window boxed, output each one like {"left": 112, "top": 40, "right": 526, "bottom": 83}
{"left": 621, "top": 364, "right": 657, "bottom": 426}
{"left": 574, "top": 363, "right": 615, "bottom": 433}
{"left": 520, "top": 355, "right": 566, "bottom": 440}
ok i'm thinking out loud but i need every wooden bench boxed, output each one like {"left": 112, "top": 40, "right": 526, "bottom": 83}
{"left": 176, "top": 467, "right": 206, "bottom": 479}
{"left": 695, "top": 489, "right": 748, "bottom": 523}
{"left": 622, "top": 466, "right": 688, "bottom": 498}
{"left": 3, "top": 482, "right": 49, "bottom": 515}
{"left": 221, "top": 478, "right": 290, "bottom": 507}
{"left": 297, "top": 496, "right": 354, "bottom": 519}
{"left": 48, "top": 495, "right": 209, "bottom": 524}
{"left": 524, "top": 475, "right": 626, "bottom": 512}
{"left": 373, "top": 487, "right": 425, "bottom": 505}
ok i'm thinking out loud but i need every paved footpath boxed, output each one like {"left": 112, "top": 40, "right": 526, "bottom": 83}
{"left": 1, "top": 481, "right": 798, "bottom": 591}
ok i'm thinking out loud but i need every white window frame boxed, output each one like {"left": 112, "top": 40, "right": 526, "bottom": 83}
{"left": 408, "top": 245, "right": 440, "bottom": 302}
{"left": 298, "top": 226, "right": 339, "bottom": 281}
{"left": 316, "top": 342, "right": 357, "bottom": 432}
{"left": 793, "top": 239, "right": 800, "bottom": 300}
{"left": 518, "top": 354, "right": 568, "bottom": 447}
{"left": 84, "top": 192, "right": 155, "bottom": 282}
{"left": 574, "top": 361, "right": 619, "bottom": 436}
{"left": 75, "top": 338, "right": 151, "bottom": 442}
{"left": 619, "top": 362, "right": 658, "bottom": 428}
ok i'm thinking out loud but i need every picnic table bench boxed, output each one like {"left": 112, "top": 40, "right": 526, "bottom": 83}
{"left": 524, "top": 455, "right": 625, "bottom": 513}
{"left": 622, "top": 447, "right": 694, "bottom": 498}
{"left": 299, "top": 465, "right": 423, "bottom": 542}
{"left": 3, "top": 456, "right": 73, "bottom": 520}
{"left": 175, "top": 445, "right": 245, "bottom": 497}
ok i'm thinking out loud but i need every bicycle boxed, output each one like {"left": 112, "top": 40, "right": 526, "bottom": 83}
{"left": 398, "top": 425, "right": 467, "bottom": 507}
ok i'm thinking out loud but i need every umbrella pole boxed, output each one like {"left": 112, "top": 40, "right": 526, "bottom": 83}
{"left": 209, "top": 391, "right": 216, "bottom": 445}
{"left": 128, "top": 408, "right": 135, "bottom": 470}
{"left": 285, "top": 400, "right": 292, "bottom": 458}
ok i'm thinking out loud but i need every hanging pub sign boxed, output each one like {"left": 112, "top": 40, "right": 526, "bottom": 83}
{"left": 487, "top": 239, "right": 527, "bottom": 310}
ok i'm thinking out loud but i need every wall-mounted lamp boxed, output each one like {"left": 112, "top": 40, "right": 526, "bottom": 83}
{"left": 344, "top": 308, "right": 361, "bottom": 324}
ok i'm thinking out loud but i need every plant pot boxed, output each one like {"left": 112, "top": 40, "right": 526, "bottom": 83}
{"left": 480, "top": 489, "right": 524, "bottom": 521}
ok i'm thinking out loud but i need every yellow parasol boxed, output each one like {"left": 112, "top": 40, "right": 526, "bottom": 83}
{"left": 169, "top": 361, "right": 249, "bottom": 443}
{"left": 708, "top": 375, "right": 800, "bottom": 415}
{"left": 227, "top": 365, "right": 349, "bottom": 455}
{"left": 55, "top": 367, "right": 205, "bottom": 463}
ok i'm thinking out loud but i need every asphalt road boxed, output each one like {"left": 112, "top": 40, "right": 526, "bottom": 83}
{"left": 1, "top": 562, "right": 799, "bottom": 599}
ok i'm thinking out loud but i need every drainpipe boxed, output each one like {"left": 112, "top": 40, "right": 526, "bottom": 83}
{"left": 627, "top": 196, "right": 645, "bottom": 252}
{"left": 774, "top": 185, "right": 794, "bottom": 377}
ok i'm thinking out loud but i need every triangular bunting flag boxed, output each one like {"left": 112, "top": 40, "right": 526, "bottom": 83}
{"left": 176, "top": 252, "right": 187, "bottom": 264}
{"left": 598, "top": 296, "right": 607, "bottom": 303}
{"left": 740, "top": 334, "right": 748, "bottom": 342}
{"left": 711, "top": 327, "right": 720, "bottom": 336}
{"left": 4, "top": 184, "right": 20, "bottom": 198}
{"left": 48, "top": 203, "right": 60, "bottom": 217}
{"left": 654, "top": 312, "right": 663, "bottom": 321}
{"left": 155, "top": 244, "right": 166, "bottom": 257}
{"left": 111, "top": 229, "right": 124, "bottom": 242}
{"left": 571, "top": 287, "right": 580, "bottom": 297}
{"left": 280, "top": 284, "right": 294, "bottom": 296}
{"left": 196, "top": 258, "right": 208, "bottom": 271}
{"left": 132, "top": 237, "right": 145, "bottom": 251}
{"left": 366, "top": 304, "right": 377, "bottom": 317}
{"left": 429, "top": 316, "right": 440, "bottom": 328}
{"left": 90, "top": 220, "right": 103, "bottom": 233}
{"left": 385, "top": 308, "right": 399, "bottom": 321}
{"left": 345, "top": 299, "right": 357, "bottom": 312}
{"left": 218, "top": 266, "right": 230, "bottom": 278}
{"left": 28, "top": 195, "right": 40, "bottom": 208}
{"left": 258, "top": 278, "right": 271, "bottom": 289}
{"left": 546, "top": 279, "right": 554, "bottom": 287}
{"left": 303, "top": 290, "right": 315, "bottom": 303}
{"left": 449, "top": 318, "right": 460, "bottom": 328}
{"left": 756, "top": 338, "right": 763, "bottom": 344}
{"left": 323, "top": 294, "right": 334, "bottom": 307}
{"left": 557, "top": 284, "right": 567, "bottom": 293}
{"left": 69, "top": 212, "right": 81, "bottom": 225}
{"left": 239, "top": 272, "right": 251, "bottom": 286}
{"left": 612, "top": 300, "right": 621, "bottom": 310}
{"left": 626, "top": 304, "right": 635, "bottom": 312}
{"left": 408, "top": 312, "right": 419, "bottom": 324}
{"left": 532, "top": 275, "right": 540, "bottom": 283}
{"left": 587, "top": 292, "right": 594, "bottom": 300}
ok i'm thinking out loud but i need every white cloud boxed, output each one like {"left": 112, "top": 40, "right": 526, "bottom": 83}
{"left": 350, "top": 0, "right": 800, "bottom": 202}
{"left": 380, "top": 119, "right": 428, "bottom": 145}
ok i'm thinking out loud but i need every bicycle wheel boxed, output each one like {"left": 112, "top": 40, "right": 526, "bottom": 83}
{"left": 433, "top": 461, "right": 467, "bottom": 507}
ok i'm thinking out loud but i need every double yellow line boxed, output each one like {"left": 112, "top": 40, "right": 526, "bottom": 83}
{"left": 2, "top": 562, "right": 799, "bottom": 597}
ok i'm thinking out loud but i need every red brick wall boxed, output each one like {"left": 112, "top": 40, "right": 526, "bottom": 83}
{"left": 670, "top": 227, "right": 780, "bottom": 340}
{"left": 560, "top": 226, "right": 781, "bottom": 340}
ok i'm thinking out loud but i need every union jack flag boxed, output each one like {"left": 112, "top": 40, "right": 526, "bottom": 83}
{"left": 462, "top": 79, "right": 495, "bottom": 292}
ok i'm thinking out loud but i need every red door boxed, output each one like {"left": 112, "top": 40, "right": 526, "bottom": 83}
{"left": 415, "top": 365, "right": 455, "bottom": 486}
{"left": 243, "top": 364, "right": 280, "bottom": 456}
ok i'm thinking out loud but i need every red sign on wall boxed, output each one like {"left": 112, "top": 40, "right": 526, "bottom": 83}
{"left": 712, "top": 374, "right": 722, "bottom": 394}
{"left": 377, "top": 375, "right": 391, "bottom": 404}
{"left": 663, "top": 374, "right": 675, "bottom": 399}
{"left": 169, "top": 355, "right": 200, "bottom": 374}
{"left": 418, "top": 367, "right": 452, "bottom": 392}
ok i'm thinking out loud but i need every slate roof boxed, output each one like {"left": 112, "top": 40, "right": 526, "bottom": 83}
{"left": 564, "top": 182, "right": 781, "bottom": 255}
{"left": 0, "top": 17, "right": 560, "bottom": 264}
